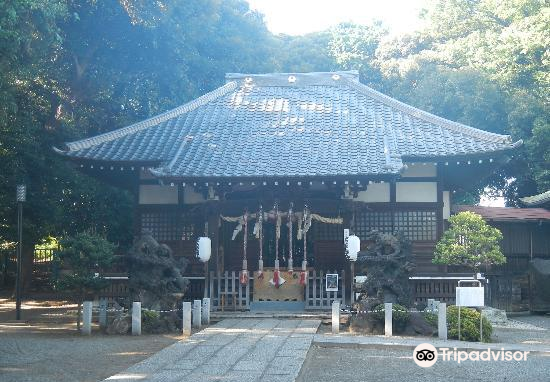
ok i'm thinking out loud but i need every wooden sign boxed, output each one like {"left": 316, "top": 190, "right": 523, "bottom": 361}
{"left": 253, "top": 270, "right": 304, "bottom": 302}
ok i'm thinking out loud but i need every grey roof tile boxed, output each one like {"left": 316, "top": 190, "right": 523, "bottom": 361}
{"left": 56, "top": 71, "right": 520, "bottom": 179}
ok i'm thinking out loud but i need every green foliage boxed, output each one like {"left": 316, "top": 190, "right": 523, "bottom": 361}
{"left": 526, "top": 118, "right": 550, "bottom": 192}
{"left": 53, "top": 232, "right": 115, "bottom": 299}
{"left": 372, "top": 303, "right": 411, "bottom": 331}
{"left": 423, "top": 312, "right": 438, "bottom": 328}
{"left": 0, "top": 0, "right": 274, "bottom": 252}
{"left": 433, "top": 212, "right": 505, "bottom": 272}
{"left": 447, "top": 305, "right": 492, "bottom": 342}
{"left": 141, "top": 309, "right": 161, "bottom": 333}
{"left": 1, "top": 0, "right": 548, "bottom": 257}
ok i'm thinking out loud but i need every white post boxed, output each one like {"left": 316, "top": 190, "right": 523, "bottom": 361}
{"left": 132, "top": 302, "right": 141, "bottom": 336}
{"left": 182, "top": 302, "right": 192, "bottom": 336}
{"left": 202, "top": 298, "right": 211, "bottom": 325}
{"left": 193, "top": 299, "right": 202, "bottom": 329}
{"left": 99, "top": 298, "right": 107, "bottom": 329}
{"left": 384, "top": 303, "right": 392, "bottom": 336}
{"left": 438, "top": 302, "right": 447, "bottom": 340}
{"left": 332, "top": 300, "right": 340, "bottom": 334}
{"left": 82, "top": 301, "right": 92, "bottom": 335}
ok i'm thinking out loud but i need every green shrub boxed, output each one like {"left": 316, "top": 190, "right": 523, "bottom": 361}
{"left": 447, "top": 305, "right": 492, "bottom": 342}
{"left": 423, "top": 311, "right": 438, "bottom": 328}
{"left": 372, "top": 304, "right": 411, "bottom": 331}
{"left": 142, "top": 309, "right": 161, "bottom": 333}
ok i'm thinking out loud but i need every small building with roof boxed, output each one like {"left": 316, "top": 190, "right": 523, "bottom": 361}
{"left": 453, "top": 205, "right": 550, "bottom": 311}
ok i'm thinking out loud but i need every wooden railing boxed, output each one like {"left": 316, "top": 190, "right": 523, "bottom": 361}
{"left": 305, "top": 270, "right": 346, "bottom": 310}
{"left": 410, "top": 277, "right": 457, "bottom": 304}
{"left": 209, "top": 271, "right": 251, "bottom": 311}
{"left": 97, "top": 275, "right": 130, "bottom": 303}
{"left": 34, "top": 248, "right": 55, "bottom": 264}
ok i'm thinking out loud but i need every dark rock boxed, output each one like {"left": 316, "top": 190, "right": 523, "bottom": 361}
{"left": 408, "top": 312, "right": 436, "bottom": 336}
{"left": 107, "top": 314, "right": 131, "bottom": 335}
{"left": 350, "top": 315, "right": 383, "bottom": 335}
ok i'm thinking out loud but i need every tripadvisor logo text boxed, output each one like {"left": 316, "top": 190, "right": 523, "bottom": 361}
{"left": 413, "top": 343, "right": 529, "bottom": 367}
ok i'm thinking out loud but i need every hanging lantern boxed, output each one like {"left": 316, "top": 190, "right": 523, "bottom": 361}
{"left": 346, "top": 235, "right": 360, "bottom": 262}
{"left": 196, "top": 237, "right": 211, "bottom": 263}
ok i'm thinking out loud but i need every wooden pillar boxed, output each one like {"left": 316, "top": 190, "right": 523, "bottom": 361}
{"left": 132, "top": 168, "right": 143, "bottom": 239}
{"left": 436, "top": 162, "right": 444, "bottom": 241}
{"left": 389, "top": 180, "right": 396, "bottom": 233}
{"left": 436, "top": 162, "right": 446, "bottom": 274}
{"left": 207, "top": 202, "right": 221, "bottom": 293}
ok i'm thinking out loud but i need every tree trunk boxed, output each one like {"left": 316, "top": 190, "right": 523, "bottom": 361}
{"left": 21, "top": 242, "right": 34, "bottom": 291}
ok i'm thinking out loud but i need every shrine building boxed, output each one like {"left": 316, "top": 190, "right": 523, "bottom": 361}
{"left": 55, "top": 71, "right": 522, "bottom": 310}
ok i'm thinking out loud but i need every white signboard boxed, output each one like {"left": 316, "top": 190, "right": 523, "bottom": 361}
{"left": 343, "top": 229, "right": 350, "bottom": 243}
{"left": 456, "top": 280, "right": 484, "bottom": 307}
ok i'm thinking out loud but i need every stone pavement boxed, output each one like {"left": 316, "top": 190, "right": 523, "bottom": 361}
{"left": 105, "top": 318, "right": 320, "bottom": 382}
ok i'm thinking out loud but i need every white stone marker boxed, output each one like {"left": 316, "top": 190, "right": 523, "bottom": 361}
{"left": 193, "top": 299, "right": 202, "bottom": 329}
{"left": 427, "top": 299, "right": 435, "bottom": 313}
{"left": 332, "top": 300, "right": 340, "bottom": 334}
{"left": 202, "top": 298, "right": 210, "bottom": 325}
{"left": 99, "top": 298, "right": 107, "bottom": 329}
{"left": 132, "top": 302, "right": 141, "bottom": 336}
{"left": 182, "top": 302, "right": 192, "bottom": 336}
{"left": 82, "top": 301, "right": 93, "bottom": 335}
{"left": 438, "top": 302, "right": 447, "bottom": 340}
{"left": 384, "top": 303, "right": 392, "bottom": 336}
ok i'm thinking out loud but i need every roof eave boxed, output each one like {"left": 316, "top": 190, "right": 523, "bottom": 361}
{"left": 400, "top": 140, "right": 523, "bottom": 163}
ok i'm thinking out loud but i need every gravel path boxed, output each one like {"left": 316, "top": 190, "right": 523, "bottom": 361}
{"left": 0, "top": 328, "right": 179, "bottom": 382}
{"left": 492, "top": 314, "right": 550, "bottom": 346}
{"left": 0, "top": 297, "right": 180, "bottom": 382}
{"left": 297, "top": 346, "right": 550, "bottom": 382}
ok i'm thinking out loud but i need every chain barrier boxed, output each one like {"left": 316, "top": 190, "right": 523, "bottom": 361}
{"left": 342, "top": 306, "right": 426, "bottom": 315}
{"left": 90, "top": 306, "right": 183, "bottom": 313}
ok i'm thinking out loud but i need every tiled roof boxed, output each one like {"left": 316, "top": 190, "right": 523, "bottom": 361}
{"left": 55, "top": 71, "right": 521, "bottom": 179}
{"left": 520, "top": 191, "right": 550, "bottom": 207}
{"left": 453, "top": 205, "right": 550, "bottom": 222}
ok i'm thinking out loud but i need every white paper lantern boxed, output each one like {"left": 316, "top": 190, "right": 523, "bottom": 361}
{"left": 197, "top": 237, "right": 211, "bottom": 263}
{"left": 346, "top": 235, "right": 360, "bottom": 262}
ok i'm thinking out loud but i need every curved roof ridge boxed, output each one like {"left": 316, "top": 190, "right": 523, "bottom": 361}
{"left": 520, "top": 190, "right": 550, "bottom": 206}
{"left": 344, "top": 78, "right": 513, "bottom": 144}
{"left": 225, "top": 70, "right": 360, "bottom": 87}
{"left": 58, "top": 81, "right": 238, "bottom": 152}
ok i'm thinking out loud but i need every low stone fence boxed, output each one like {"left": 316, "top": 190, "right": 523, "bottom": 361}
{"left": 81, "top": 297, "right": 212, "bottom": 336}
{"left": 332, "top": 301, "right": 448, "bottom": 340}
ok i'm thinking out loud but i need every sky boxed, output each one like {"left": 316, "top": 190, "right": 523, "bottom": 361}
{"left": 247, "top": 0, "right": 429, "bottom": 35}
